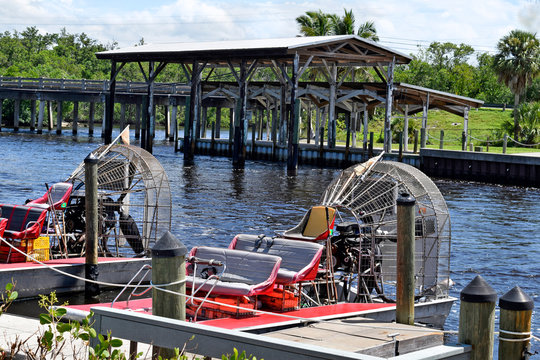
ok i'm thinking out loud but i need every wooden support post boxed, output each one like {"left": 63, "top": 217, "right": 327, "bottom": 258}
{"left": 368, "top": 132, "right": 374, "bottom": 158}
{"left": 84, "top": 154, "right": 100, "bottom": 298}
{"left": 396, "top": 192, "right": 415, "bottom": 325}
{"left": 184, "top": 92, "right": 194, "bottom": 165}
{"left": 47, "top": 101, "right": 53, "bottom": 131}
{"left": 141, "top": 97, "right": 148, "bottom": 151}
{"left": 56, "top": 101, "right": 62, "bottom": 135}
{"left": 215, "top": 106, "right": 221, "bottom": 139}
{"left": 88, "top": 102, "right": 95, "bottom": 137}
{"left": 314, "top": 106, "right": 320, "bottom": 147}
{"left": 279, "top": 84, "right": 287, "bottom": 145}
{"left": 265, "top": 103, "right": 270, "bottom": 142}
{"left": 151, "top": 231, "right": 187, "bottom": 359}
{"left": 318, "top": 126, "right": 324, "bottom": 166}
{"left": 0, "top": 99, "right": 3, "bottom": 132}
{"left": 146, "top": 62, "right": 155, "bottom": 153}
{"left": 37, "top": 100, "right": 45, "bottom": 134}
{"left": 328, "top": 63, "right": 337, "bottom": 148}
{"left": 134, "top": 103, "right": 141, "bottom": 140}
{"left": 13, "top": 99, "right": 20, "bottom": 132}
{"left": 307, "top": 102, "right": 312, "bottom": 144}
{"left": 458, "top": 275, "right": 497, "bottom": 360}
{"left": 105, "top": 61, "right": 116, "bottom": 144}
{"left": 119, "top": 102, "right": 126, "bottom": 133}
{"left": 257, "top": 107, "right": 263, "bottom": 141}
{"left": 383, "top": 58, "right": 395, "bottom": 153}
{"left": 363, "top": 105, "right": 369, "bottom": 152}
{"left": 287, "top": 53, "right": 300, "bottom": 175}
{"left": 503, "top": 134, "right": 508, "bottom": 154}
{"left": 251, "top": 115, "right": 256, "bottom": 158}
{"left": 486, "top": 136, "right": 490, "bottom": 152}
{"left": 170, "top": 103, "right": 177, "bottom": 143}
{"left": 164, "top": 105, "right": 170, "bottom": 140}
{"left": 463, "top": 106, "right": 470, "bottom": 149}
{"left": 211, "top": 121, "right": 216, "bottom": 155}
{"left": 232, "top": 60, "right": 250, "bottom": 169}
{"left": 498, "top": 286, "right": 534, "bottom": 360}
{"left": 413, "top": 130, "right": 419, "bottom": 154}
{"left": 228, "top": 107, "right": 234, "bottom": 154}
{"left": 351, "top": 107, "right": 357, "bottom": 148}
{"left": 201, "top": 106, "right": 207, "bottom": 139}
{"left": 345, "top": 111, "right": 351, "bottom": 166}
{"left": 403, "top": 105, "right": 409, "bottom": 151}
{"left": 439, "top": 130, "right": 444, "bottom": 150}
{"left": 271, "top": 104, "right": 277, "bottom": 160}
{"left": 420, "top": 127, "right": 426, "bottom": 148}
{"left": 398, "top": 132, "right": 403, "bottom": 162}
{"left": 30, "top": 99, "right": 36, "bottom": 132}
{"left": 73, "top": 101, "right": 79, "bottom": 135}
{"left": 461, "top": 132, "right": 467, "bottom": 151}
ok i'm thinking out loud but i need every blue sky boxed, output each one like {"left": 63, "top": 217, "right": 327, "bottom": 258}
{"left": 0, "top": 0, "right": 538, "bottom": 58}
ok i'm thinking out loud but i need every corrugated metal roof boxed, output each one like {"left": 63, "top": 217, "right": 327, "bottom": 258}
{"left": 96, "top": 35, "right": 412, "bottom": 65}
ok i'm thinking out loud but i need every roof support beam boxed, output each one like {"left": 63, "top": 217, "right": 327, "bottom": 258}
{"left": 383, "top": 57, "right": 395, "bottom": 153}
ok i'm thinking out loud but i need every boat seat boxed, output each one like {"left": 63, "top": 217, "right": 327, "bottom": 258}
{"left": 187, "top": 246, "right": 281, "bottom": 297}
{"left": 282, "top": 206, "right": 336, "bottom": 241}
{"left": 0, "top": 218, "right": 7, "bottom": 238}
{"left": 27, "top": 182, "right": 73, "bottom": 210}
{"left": 229, "top": 234, "right": 324, "bottom": 284}
{"left": 0, "top": 204, "right": 48, "bottom": 240}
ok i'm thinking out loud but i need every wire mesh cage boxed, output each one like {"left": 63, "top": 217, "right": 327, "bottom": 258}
{"left": 321, "top": 158, "right": 451, "bottom": 303}
{"left": 66, "top": 144, "right": 172, "bottom": 257}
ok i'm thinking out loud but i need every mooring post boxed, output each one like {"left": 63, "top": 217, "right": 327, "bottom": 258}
{"left": 439, "top": 130, "right": 444, "bottom": 149}
{"left": 503, "top": 134, "right": 508, "bottom": 154}
{"left": 151, "top": 231, "right": 187, "bottom": 359}
{"left": 420, "top": 127, "right": 426, "bottom": 148}
{"left": 398, "top": 132, "right": 403, "bottom": 162}
{"left": 396, "top": 192, "right": 415, "bottom": 325}
{"left": 84, "top": 154, "right": 100, "bottom": 297}
{"left": 498, "top": 286, "right": 534, "bottom": 360}
{"left": 458, "top": 275, "right": 497, "bottom": 360}
{"left": 462, "top": 131, "right": 467, "bottom": 151}
{"left": 413, "top": 129, "right": 419, "bottom": 153}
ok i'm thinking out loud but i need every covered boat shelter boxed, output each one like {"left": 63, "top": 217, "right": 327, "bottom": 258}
{"left": 96, "top": 35, "right": 411, "bottom": 172}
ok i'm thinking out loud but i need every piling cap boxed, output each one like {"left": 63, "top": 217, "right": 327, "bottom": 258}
{"left": 460, "top": 275, "right": 497, "bottom": 303}
{"left": 84, "top": 153, "right": 99, "bottom": 164}
{"left": 397, "top": 192, "right": 416, "bottom": 206}
{"left": 151, "top": 231, "right": 188, "bottom": 258}
{"left": 499, "top": 286, "right": 534, "bottom": 311}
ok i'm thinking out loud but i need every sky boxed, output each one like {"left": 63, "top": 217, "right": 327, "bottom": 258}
{"left": 0, "top": 0, "right": 538, "bottom": 58}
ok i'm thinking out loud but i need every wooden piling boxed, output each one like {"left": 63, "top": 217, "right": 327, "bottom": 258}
{"left": 0, "top": 99, "right": 3, "bottom": 132}
{"left": 498, "top": 286, "right": 534, "bottom": 360}
{"left": 398, "top": 132, "right": 403, "bottom": 162}
{"left": 413, "top": 129, "right": 418, "bottom": 153}
{"left": 458, "top": 275, "right": 497, "bottom": 360}
{"left": 89, "top": 102, "right": 95, "bottom": 137}
{"left": 151, "top": 231, "right": 187, "bottom": 359}
{"left": 56, "top": 101, "right": 62, "bottom": 135}
{"left": 420, "top": 127, "right": 426, "bottom": 148}
{"left": 462, "top": 132, "right": 467, "bottom": 151}
{"left": 47, "top": 101, "right": 53, "bottom": 131}
{"left": 503, "top": 134, "right": 508, "bottom": 154}
{"left": 13, "top": 99, "right": 20, "bottom": 132}
{"left": 396, "top": 192, "right": 415, "bottom": 325}
{"left": 37, "top": 100, "right": 45, "bottom": 134}
{"left": 84, "top": 154, "right": 100, "bottom": 297}
{"left": 439, "top": 130, "right": 444, "bottom": 149}
{"left": 73, "top": 101, "right": 79, "bottom": 135}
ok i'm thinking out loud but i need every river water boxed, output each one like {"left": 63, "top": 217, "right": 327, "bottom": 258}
{"left": 0, "top": 128, "right": 538, "bottom": 355}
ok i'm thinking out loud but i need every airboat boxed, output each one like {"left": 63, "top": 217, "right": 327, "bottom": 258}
{"left": 0, "top": 128, "right": 454, "bottom": 327}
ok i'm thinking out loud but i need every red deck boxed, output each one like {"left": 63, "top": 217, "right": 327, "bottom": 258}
{"left": 68, "top": 299, "right": 396, "bottom": 330}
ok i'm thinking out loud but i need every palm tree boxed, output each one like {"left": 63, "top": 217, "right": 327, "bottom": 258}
{"left": 330, "top": 9, "right": 355, "bottom": 35}
{"left": 357, "top": 20, "right": 379, "bottom": 42}
{"left": 492, "top": 30, "right": 540, "bottom": 138}
{"left": 295, "top": 10, "right": 333, "bottom": 36}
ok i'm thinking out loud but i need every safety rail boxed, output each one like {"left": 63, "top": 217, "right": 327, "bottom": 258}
{"left": 0, "top": 76, "right": 190, "bottom": 94}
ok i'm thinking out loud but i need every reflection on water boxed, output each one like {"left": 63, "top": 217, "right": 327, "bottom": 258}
{"left": 1, "top": 129, "right": 538, "bottom": 355}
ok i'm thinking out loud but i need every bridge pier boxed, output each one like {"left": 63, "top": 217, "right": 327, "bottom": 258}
{"left": 47, "top": 101, "right": 53, "bottom": 131}
{"left": 88, "top": 102, "right": 95, "bottom": 137}
{"left": 56, "top": 101, "right": 62, "bottom": 135}
{"left": 73, "top": 101, "right": 79, "bottom": 135}
{"left": 13, "top": 99, "right": 20, "bottom": 132}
